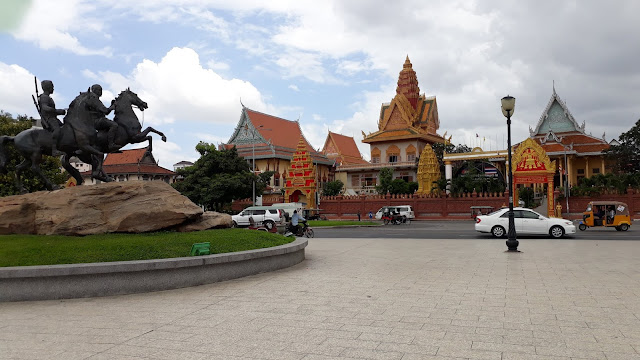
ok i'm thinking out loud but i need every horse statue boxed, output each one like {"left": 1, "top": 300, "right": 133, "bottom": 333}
{"left": 0, "top": 88, "right": 166, "bottom": 193}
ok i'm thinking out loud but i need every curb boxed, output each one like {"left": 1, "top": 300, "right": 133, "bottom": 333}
{"left": 0, "top": 238, "right": 307, "bottom": 302}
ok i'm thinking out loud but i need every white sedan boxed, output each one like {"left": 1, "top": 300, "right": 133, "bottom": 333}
{"left": 475, "top": 207, "right": 576, "bottom": 238}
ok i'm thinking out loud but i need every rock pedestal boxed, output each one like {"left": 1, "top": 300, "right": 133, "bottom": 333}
{"left": 0, "top": 181, "right": 210, "bottom": 236}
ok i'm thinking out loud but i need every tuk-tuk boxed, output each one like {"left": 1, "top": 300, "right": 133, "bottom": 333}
{"left": 579, "top": 201, "right": 631, "bottom": 231}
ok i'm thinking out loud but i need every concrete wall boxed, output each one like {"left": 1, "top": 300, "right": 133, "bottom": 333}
{"left": 0, "top": 238, "right": 307, "bottom": 302}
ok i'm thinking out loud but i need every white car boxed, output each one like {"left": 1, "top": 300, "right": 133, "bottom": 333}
{"left": 475, "top": 207, "right": 576, "bottom": 238}
{"left": 232, "top": 206, "right": 284, "bottom": 230}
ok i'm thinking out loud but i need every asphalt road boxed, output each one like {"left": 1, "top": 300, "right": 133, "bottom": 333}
{"left": 313, "top": 220, "right": 638, "bottom": 240}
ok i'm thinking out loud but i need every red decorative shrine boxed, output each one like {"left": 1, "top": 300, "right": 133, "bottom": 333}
{"left": 284, "top": 136, "right": 317, "bottom": 208}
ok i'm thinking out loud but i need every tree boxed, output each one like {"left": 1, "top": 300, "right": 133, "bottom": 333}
{"left": 604, "top": 118, "right": 640, "bottom": 173}
{"left": 389, "top": 178, "right": 409, "bottom": 195}
{"left": 322, "top": 180, "right": 344, "bottom": 196}
{"left": 376, "top": 167, "right": 393, "bottom": 195}
{"left": 172, "top": 142, "right": 273, "bottom": 211}
{"left": 408, "top": 181, "right": 419, "bottom": 194}
{"left": 0, "top": 111, "right": 65, "bottom": 196}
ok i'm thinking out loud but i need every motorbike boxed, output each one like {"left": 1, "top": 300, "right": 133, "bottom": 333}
{"left": 381, "top": 212, "right": 409, "bottom": 225}
{"left": 288, "top": 220, "right": 315, "bottom": 238}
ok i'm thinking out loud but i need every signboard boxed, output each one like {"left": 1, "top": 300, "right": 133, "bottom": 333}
{"left": 514, "top": 175, "right": 548, "bottom": 184}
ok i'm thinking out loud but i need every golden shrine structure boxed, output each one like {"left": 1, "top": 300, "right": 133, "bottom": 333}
{"left": 416, "top": 145, "right": 440, "bottom": 195}
{"left": 284, "top": 136, "right": 318, "bottom": 208}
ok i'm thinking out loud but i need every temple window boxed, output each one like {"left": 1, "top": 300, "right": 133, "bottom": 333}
{"left": 592, "top": 168, "right": 600, "bottom": 174}
{"left": 386, "top": 145, "right": 400, "bottom": 163}
{"left": 351, "top": 175, "right": 360, "bottom": 187}
{"left": 577, "top": 169, "right": 585, "bottom": 175}
{"left": 274, "top": 177, "right": 280, "bottom": 187}
{"left": 406, "top": 145, "right": 416, "bottom": 162}
{"left": 363, "top": 174, "right": 376, "bottom": 187}
{"left": 372, "top": 156, "right": 380, "bottom": 163}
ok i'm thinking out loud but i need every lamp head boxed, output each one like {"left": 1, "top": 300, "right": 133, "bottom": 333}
{"left": 501, "top": 95, "right": 516, "bottom": 118}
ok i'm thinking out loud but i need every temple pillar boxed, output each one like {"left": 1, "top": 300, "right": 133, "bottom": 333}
{"left": 547, "top": 177, "right": 554, "bottom": 217}
{"left": 601, "top": 157, "right": 606, "bottom": 175}
{"left": 445, "top": 161, "right": 452, "bottom": 194}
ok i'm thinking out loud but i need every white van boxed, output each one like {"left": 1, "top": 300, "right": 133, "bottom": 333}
{"left": 271, "top": 203, "right": 304, "bottom": 220}
{"left": 375, "top": 205, "right": 415, "bottom": 220}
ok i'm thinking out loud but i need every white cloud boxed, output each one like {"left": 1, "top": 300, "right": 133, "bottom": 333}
{"left": 97, "top": 47, "right": 269, "bottom": 126}
{"left": 288, "top": 84, "right": 299, "bottom": 92}
{"left": 12, "top": 0, "right": 112, "bottom": 56}
{"left": 0, "top": 62, "right": 39, "bottom": 116}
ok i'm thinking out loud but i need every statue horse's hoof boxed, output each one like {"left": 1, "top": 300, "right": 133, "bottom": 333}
{"left": 161, "top": 136, "right": 167, "bottom": 142}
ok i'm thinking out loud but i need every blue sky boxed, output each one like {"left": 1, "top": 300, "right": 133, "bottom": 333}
{"left": 2, "top": 0, "right": 640, "bottom": 169}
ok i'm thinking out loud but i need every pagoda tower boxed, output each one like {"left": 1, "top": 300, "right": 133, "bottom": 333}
{"left": 396, "top": 56, "right": 420, "bottom": 110}
{"left": 416, "top": 144, "right": 441, "bottom": 195}
{"left": 284, "top": 136, "right": 317, "bottom": 208}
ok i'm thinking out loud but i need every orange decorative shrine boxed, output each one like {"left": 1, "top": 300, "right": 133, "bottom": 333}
{"left": 284, "top": 136, "right": 317, "bottom": 208}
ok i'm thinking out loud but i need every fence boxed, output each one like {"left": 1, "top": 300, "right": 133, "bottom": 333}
{"left": 233, "top": 188, "right": 640, "bottom": 220}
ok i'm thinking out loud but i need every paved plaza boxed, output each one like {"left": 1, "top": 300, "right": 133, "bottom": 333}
{"left": 1, "top": 238, "right": 640, "bottom": 360}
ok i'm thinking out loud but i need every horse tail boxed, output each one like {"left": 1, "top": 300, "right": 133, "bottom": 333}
{"left": 0, "top": 135, "right": 16, "bottom": 174}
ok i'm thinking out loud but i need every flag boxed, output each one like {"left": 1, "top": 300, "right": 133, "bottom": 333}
{"left": 476, "top": 133, "right": 479, "bottom": 137}
{"left": 484, "top": 166, "right": 498, "bottom": 176}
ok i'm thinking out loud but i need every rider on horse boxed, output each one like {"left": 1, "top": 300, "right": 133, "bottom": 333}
{"left": 88, "top": 84, "right": 120, "bottom": 152}
{"left": 38, "top": 80, "right": 66, "bottom": 156}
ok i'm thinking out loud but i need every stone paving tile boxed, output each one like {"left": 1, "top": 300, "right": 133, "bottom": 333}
{"left": 1, "top": 238, "right": 640, "bottom": 360}
{"left": 339, "top": 348, "right": 404, "bottom": 360}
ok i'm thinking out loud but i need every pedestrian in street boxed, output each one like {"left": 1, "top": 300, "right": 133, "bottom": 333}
{"left": 368, "top": 211, "right": 373, "bottom": 219}
{"left": 357, "top": 210, "right": 361, "bottom": 221}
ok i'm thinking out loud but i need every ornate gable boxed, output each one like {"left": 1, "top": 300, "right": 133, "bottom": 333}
{"left": 512, "top": 138, "right": 555, "bottom": 173}
{"left": 379, "top": 94, "right": 415, "bottom": 131}
{"left": 530, "top": 89, "right": 586, "bottom": 136}
{"left": 227, "top": 107, "right": 267, "bottom": 145}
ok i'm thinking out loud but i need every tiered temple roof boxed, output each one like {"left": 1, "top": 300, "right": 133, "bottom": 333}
{"left": 528, "top": 89, "right": 609, "bottom": 156}
{"left": 363, "top": 56, "right": 444, "bottom": 145}
{"left": 224, "top": 107, "right": 334, "bottom": 166}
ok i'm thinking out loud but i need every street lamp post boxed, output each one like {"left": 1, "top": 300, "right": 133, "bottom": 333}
{"left": 501, "top": 95, "right": 519, "bottom": 251}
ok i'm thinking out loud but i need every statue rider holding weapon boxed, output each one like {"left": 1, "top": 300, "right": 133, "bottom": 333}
{"left": 36, "top": 79, "right": 66, "bottom": 156}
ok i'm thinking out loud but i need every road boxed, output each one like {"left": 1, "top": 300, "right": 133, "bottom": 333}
{"left": 313, "top": 220, "right": 638, "bottom": 240}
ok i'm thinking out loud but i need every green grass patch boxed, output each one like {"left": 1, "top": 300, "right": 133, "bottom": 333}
{"left": 0, "top": 229, "right": 294, "bottom": 267}
{"left": 308, "top": 220, "right": 378, "bottom": 227}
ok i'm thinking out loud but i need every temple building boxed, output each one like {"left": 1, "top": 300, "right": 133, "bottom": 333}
{"left": 223, "top": 106, "right": 335, "bottom": 205}
{"left": 336, "top": 56, "right": 445, "bottom": 194}
{"left": 529, "top": 88, "right": 612, "bottom": 187}
{"left": 443, "top": 88, "right": 614, "bottom": 212}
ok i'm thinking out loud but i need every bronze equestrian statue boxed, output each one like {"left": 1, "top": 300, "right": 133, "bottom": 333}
{"left": 0, "top": 79, "right": 167, "bottom": 193}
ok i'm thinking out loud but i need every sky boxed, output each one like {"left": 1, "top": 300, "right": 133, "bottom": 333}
{"left": 1, "top": 0, "right": 639, "bottom": 170}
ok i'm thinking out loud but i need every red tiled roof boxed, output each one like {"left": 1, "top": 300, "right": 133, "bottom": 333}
{"left": 246, "top": 109, "right": 315, "bottom": 153}
{"left": 534, "top": 132, "right": 609, "bottom": 155}
{"left": 81, "top": 164, "right": 174, "bottom": 176}
{"left": 103, "top": 148, "right": 148, "bottom": 165}
{"left": 328, "top": 132, "right": 364, "bottom": 160}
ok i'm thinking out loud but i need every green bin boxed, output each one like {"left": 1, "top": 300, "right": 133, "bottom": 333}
{"left": 190, "top": 242, "right": 211, "bottom": 256}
